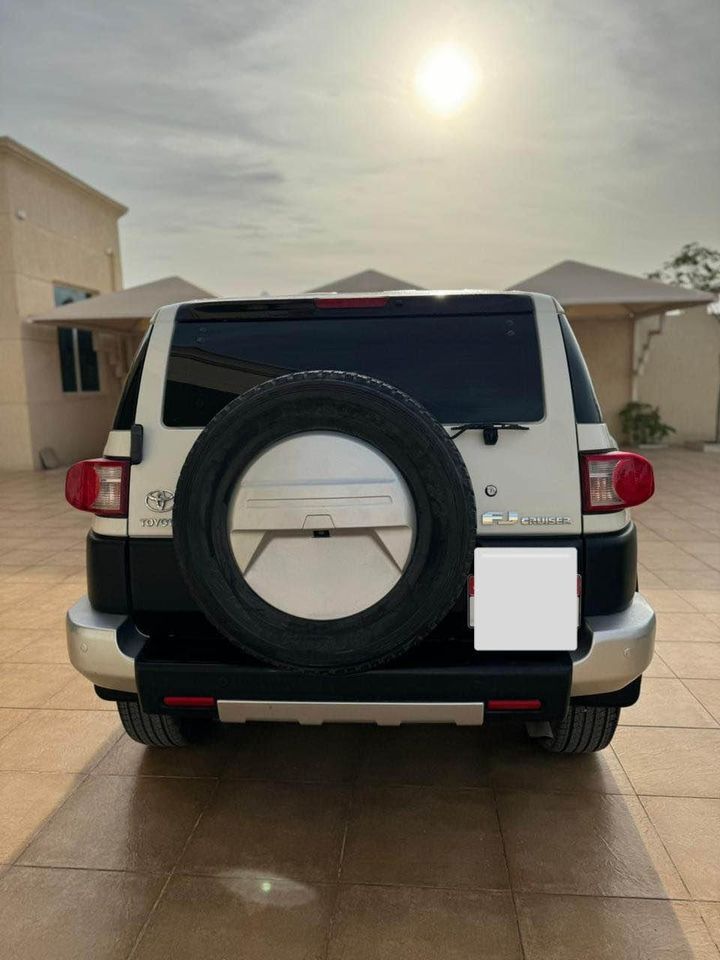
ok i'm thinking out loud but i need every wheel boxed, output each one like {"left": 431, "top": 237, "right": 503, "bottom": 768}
{"left": 537, "top": 704, "right": 620, "bottom": 753}
{"left": 117, "top": 700, "right": 202, "bottom": 747}
{"left": 173, "top": 370, "right": 476, "bottom": 674}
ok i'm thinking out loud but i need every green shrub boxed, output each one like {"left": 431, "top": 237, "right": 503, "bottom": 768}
{"left": 619, "top": 402, "right": 676, "bottom": 446}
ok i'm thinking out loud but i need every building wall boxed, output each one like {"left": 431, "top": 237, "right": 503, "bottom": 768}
{"left": 569, "top": 316, "right": 633, "bottom": 438}
{"left": 0, "top": 140, "right": 126, "bottom": 470}
{"left": 637, "top": 305, "right": 719, "bottom": 443}
{"left": 0, "top": 149, "right": 34, "bottom": 469}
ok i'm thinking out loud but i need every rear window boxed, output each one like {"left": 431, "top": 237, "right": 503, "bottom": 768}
{"left": 163, "top": 294, "right": 544, "bottom": 427}
{"left": 558, "top": 311, "right": 602, "bottom": 424}
{"left": 113, "top": 330, "right": 150, "bottom": 429}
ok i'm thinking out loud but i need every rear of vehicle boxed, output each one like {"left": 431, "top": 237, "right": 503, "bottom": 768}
{"left": 65, "top": 291, "right": 655, "bottom": 752}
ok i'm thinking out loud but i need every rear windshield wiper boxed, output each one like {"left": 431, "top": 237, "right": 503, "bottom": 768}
{"left": 449, "top": 422, "right": 530, "bottom": 445}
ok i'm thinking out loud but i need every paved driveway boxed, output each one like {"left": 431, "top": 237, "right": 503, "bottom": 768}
{"left": 0, "top": 449, "right": 719, "bottom": 959}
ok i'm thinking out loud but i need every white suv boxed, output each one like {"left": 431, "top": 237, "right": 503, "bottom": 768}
{"left": 64, "top": 290, "right": 656, "bottom": 752}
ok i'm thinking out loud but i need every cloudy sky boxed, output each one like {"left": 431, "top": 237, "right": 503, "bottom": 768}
{"left": 1, "top": 0, "right": 719, "bottom": 295}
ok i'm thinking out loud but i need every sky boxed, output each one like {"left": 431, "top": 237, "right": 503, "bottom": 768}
{"left": 1, "top": 0, "right": 719, "bottom": 296}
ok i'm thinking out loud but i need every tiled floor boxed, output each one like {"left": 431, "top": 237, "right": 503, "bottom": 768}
{"left": 0, "top": 449, "right": 719, "bottom": 959}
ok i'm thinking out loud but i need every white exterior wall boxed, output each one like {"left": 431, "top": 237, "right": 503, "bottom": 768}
{"left": 636, "top": 305, "right": 719, "bottom": 443}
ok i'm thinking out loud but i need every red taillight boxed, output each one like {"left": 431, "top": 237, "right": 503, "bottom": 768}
{"left": 487, "top": 699, "right": 542, "bottom": 712}
{"left": 163, "top": 696, "right": 216, "bottom": 708}
{"left": 581, "top": 452, "right": 654, "bottom": 513}
{"left": 65, "top": 459, "right": 129, "bottom": 517}
{"left": 315, "top": 297, "right": 388, "bottom": 309}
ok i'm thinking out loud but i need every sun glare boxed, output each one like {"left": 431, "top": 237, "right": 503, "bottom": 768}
{"left": 414, "top": 43, "right": 479, "bottom": 116}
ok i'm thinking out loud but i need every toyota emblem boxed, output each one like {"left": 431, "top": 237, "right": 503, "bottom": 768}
{"left": 145, "top": 490, "right": 174, "bottom": 513}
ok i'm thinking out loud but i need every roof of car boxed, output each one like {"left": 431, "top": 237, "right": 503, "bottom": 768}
{"left": 177, "top": 288, "right": 534, "bottom": 305}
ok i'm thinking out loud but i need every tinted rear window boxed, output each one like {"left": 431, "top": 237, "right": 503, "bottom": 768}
{"left": 163, "top": 294, "right": 544, "bottom": 427}
{"left": 558, "top": 312, "right": 602, "bottom": 424}
{"left": 113, "top": 331, "right": 150, "bottom": 429}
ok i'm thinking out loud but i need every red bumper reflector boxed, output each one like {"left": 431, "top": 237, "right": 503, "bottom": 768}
{"left": 163, "top": 696, "right": 216, "bottom": 708}
{"left": 487, "top": 699, "right": 542, "bottom": 712}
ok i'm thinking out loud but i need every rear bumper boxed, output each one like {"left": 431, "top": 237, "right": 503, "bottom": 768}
{"left": 66, "top": 596, "right": 144, "bottom": 694}
{"left": 133, "top": 646, "right": 571, "bottom": 721}
{"left": 572, "top": 593, "right": 656, "bottom": 696}
{"left": 66, "top": 592, "right": 655, "bottom": 720}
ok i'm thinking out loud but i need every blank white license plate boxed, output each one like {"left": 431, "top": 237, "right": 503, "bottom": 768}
{"left": 473, "top": 547, "right": 577, "bottom": 652}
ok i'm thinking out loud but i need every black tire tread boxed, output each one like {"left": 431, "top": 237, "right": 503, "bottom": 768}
{"left": 173, "top": 369, "right": 476, "bottom": 673}
{"left": 117, "top": 700, "right": 189, "bottom": 747}
{"left": 208, "top": 370, "right": 476, "bottom": 671}
{"left": 540, "top": 704, "right": 620, "bottom": 754}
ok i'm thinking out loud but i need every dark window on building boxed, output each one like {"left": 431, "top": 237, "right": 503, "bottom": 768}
{"left": 77, "top": 330, "right": 100, "bottom": 391}
{"left": 57, "top": 328, "right": 77, "bottom": 392}
{"left": 164, "top": 294, "right": 545, "bottom": 427}
{"left": 53, "top": 285, "right": 100, "bottom": 393}
{"left": 54, "top": 285, "right": 93, "bottom": 309}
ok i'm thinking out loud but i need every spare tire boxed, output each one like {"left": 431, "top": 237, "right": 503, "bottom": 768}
{"left": 173, "top": 370, "right": 475, "bottom": 673}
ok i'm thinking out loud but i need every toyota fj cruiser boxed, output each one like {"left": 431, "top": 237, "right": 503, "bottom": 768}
{"left": 65, "top": 290, "right": 656, "bottom": 752}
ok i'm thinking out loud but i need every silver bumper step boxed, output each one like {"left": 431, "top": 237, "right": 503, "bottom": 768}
{"left": 217, "top": 699, "right": 485, "bottom": 725}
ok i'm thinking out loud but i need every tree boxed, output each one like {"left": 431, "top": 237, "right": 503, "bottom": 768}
{"left": 647, "top": 241, "right": 720, "bottom": 294}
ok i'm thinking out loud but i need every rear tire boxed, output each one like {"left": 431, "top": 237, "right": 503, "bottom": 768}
{"left": 117, "top": 700, "right": 201, "bottom": 747}
{"left": 538, "top": 704, "right": 620, "bottom": 753}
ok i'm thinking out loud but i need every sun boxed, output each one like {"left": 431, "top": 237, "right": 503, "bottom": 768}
{"left": 414, "top": 44, "right": 479, "bottom": 116}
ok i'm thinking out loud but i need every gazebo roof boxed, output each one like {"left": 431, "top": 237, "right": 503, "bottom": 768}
{"left": 308, "top": 268, "right": 422, "bottom": 293}
{"left": 28, "top": 276, "right": 214, "bottom": 332}
{"left": 510, "top": 260, "right": 714, "bottom": 320}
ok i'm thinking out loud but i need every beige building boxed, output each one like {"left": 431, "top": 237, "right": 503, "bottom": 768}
{"left": 0, "top": 137, "right": 127, "bottom": 470}
{"left": 0, "top": 139, "right": 212, "bottom": 472}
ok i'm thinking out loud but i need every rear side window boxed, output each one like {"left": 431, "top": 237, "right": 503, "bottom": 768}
{"left": 163, "top": 295, "right": 545, "bottom": 427}
{"left": 558, "top": 312, "right": 602, "bottom": 424}
{"left": 113, "top": 331, "right": 150, "bottom": 429}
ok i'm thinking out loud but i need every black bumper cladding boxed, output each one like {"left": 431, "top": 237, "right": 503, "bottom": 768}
{"left": 134, "top": 642, "right": 572, "bottom": 722}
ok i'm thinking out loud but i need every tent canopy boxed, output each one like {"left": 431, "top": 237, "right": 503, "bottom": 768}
{"left": 28, "top": 276, "right": 214, "bottom": 332}
{"left": 510, "top": 260, "right": 714, "bottom": 320}
{"left": 309, "top": 268, "right": 422, "bottom": 293}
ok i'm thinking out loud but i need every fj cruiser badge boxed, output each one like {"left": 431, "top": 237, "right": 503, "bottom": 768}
{"left": 146, "top": 490, "right": 174, "bottom": 513}
{"left": 481, "top": 511, "right": 571, "bottom": 526}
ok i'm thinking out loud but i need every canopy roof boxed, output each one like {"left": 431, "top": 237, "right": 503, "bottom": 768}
{"left": 511, "top": 259, "right": 713, "bottom": 320}
{"left": 309, "top": 268, "right": 422, "bottom": 293}
{"left": 28, "top": 276, "right": 214, "bottom": 332}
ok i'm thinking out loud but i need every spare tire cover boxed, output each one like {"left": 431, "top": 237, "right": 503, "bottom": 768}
{"left": 173, "top": 370, "right": 476, "bottom": 673}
